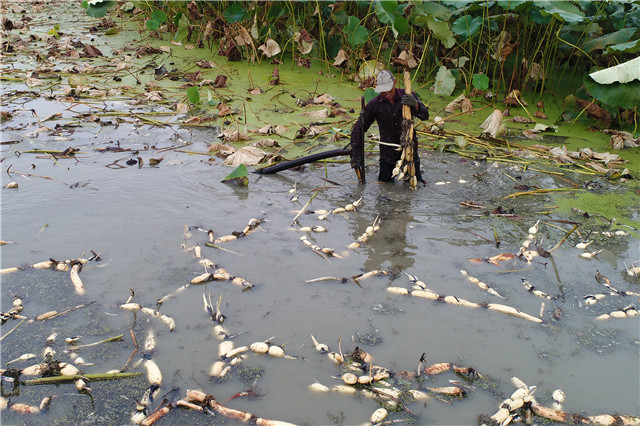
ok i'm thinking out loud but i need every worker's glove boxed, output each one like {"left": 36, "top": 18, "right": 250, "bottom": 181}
{"left": 350, "top": 154, "right": 362, "bottom": 169}
{"left": 401, "top": 94, "right": 418, "bottom": 109}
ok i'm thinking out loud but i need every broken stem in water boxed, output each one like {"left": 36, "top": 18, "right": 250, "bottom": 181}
{"left": 291, "top": 191, "right": 318, "bottom": 225}
{"left": 66, "top": 334, "right": 124, "bottom": 352}
{"left": 22, "top": 371, "right": 142, "bottom": 385}
{"left": 547, "top": 224, "right": 580, "bottom": 254}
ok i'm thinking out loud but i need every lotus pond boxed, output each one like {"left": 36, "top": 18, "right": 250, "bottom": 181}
{"left": 1, "top": 2, "right": 639, "bottom": 425}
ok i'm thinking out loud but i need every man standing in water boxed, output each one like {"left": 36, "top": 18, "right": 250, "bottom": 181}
{"left": 350, "top": 69, "right": 430, "bottom": 184}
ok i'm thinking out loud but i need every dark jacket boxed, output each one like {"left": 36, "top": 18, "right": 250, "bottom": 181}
{"left": 350, "top": 88, "right": 429, "bottom": 167}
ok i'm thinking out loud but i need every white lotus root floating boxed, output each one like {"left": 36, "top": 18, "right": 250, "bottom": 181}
{"left": 348, "top": 215, "right": 381, "bottom": 250}
{"left": 332, "top": 197, "right": 362, "bottom": 215}
{"left": 595, "top": 304, "right": 639, "bottom": 320}
{"left": 483, "top": 377, "right": 640, "bottom": 425}
{"left": 213, "top": 218, "right": 264, "bottom": 244}
{"left": 140, "top": 307, "right": 176, "bottom": 331}
{"left": 460, "top": 270, "right": 506, "bottom": 299}
{"left": 395, "top": 273, "right": 543, "bottom": 323}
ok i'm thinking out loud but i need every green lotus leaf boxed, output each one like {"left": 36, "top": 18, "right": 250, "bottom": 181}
{"left": 146, "top": 19, "right": 159, "bottom": 31}
{"left": 627, "top": 3, "right": 640, "bottom": 30}
{"left": 582, "top": 28, "right": 635, "bottom": 52}
{"left": 537, "top": 0, "right": 585, "bottom": 23}
{"left": 433, "top": 66, "right": 456, "bottom": 96}
{"left": 452, "top": 15, "right": 482, "bottom": 39}
{"left": 375, "top": 0, "right": 398, "bottom": 25}
{"left": 345, "top": 16, "right": 369, "bottom": 47}
{"left": 222, "top": 164, "right": 249, "bottom": 186}
{"left": 83, "top": 0, "right": 115, "bottom": 18}
{"left": 174, "top": 14, "right": 189, "bottom": 41}
{"left": 606, "top": 39, "right": 640, "bottom": 54}
{"left": 584, "top": 76, "right": 640, "bottom": 110}
{"left": 150, "top": 10, "right": 167, "bottom": 24}
{"left": 424, "top": 15, "right": 455, "bottom": 49}
{"left": 187, "top": 86, "right": 200, "bottom": 104}
{"left": 393, "top": 15, "right": 409, "bottom": 37}
{"left": 497, "top": 0, "right": 528, "bottom": 11}
{"left": 331, "top": 8, "right": 348, "bottom": 25}
{"left": 223, "top": 3, "right": 246, "bottom": 24}
{"left": 267, "top": 3, "right": 285, "bottom": 21}
{"left": 121, "top": 2, "right": 135, "bottom": 13}
{"left": 411, "top": 2, "right": 453, "bottom": 22}
{"left": 472, "top": 73, "right": 490, "bottom": 91}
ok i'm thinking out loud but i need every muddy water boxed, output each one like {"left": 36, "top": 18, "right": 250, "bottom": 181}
{"left": 1, "top": 4, "right": 639, "bottom": 424}
{"left": 2, "top": 106, "right": 639, "bottom": 424}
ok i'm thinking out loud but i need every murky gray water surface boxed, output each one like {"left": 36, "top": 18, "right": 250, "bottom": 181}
{"left": 2, "top": 114, "right": 639, "bottom": 424}
{"left": 1, "top": 4, "right": 639, "bottom": 425}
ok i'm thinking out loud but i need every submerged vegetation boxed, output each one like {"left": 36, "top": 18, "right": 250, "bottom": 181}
{"left": 85, "top": 0, "right": 639, "bottom": 129}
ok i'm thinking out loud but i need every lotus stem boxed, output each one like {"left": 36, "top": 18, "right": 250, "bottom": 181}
{"left": 0, "top": 318, "right": 27, "bottom": 342}
{"left": 67, "top": 334, "right": 124, "bottom": 351}
{"left": 503, "top": 188, "right": 580, "bottom": 199}
{"left": 23, "top": 372, "right": 142, "bottom": 385}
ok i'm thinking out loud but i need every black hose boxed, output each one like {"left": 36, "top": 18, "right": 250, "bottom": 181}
{"left": 253, "top": 147, "right": 352, "bottom": 174}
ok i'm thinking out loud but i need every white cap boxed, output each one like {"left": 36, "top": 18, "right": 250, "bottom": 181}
{"left": 374, "top": 70, "right": 395, "bottom": 93}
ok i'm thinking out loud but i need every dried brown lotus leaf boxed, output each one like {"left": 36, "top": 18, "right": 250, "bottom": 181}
{"left": 252, "top": 138, "right": 279, "bottom": 148}
{"left": 208, "top": 142, "right": 234, "bottom": 153}
{"left": 522, "top": 129, "right": 542, "bottom": 140}
{"left": 145, "top": 91, "right": 163, "bottom": 101}
{"left": 217, "top": 102, "right": 234, "bottom": 117}
{"left": 222, "top": 146, "right": 267, "bottom": 167}
{"left": 503, "top": 89, "right": 528, "bottom": 106}
{"left": 235, "top": 26, "right": 253, "bottom": 46}
{"left": 303, "top": 109, "right": 328, "bottom": 120}
{"left": 461, "top": 97, "right": 473, "bottom": 114}
{"left": 528, "top": 62, "right": 545, "bottom": 81}
{"left": 549, "top": 146, "right": 573, "bottom": 164}
{"left": 333, "top": 49, "right": 349, "bottom": 67}
{"left": 219, "top": 129, "right": 249, "bottom": 142}
{"left": 480, "top": 109, "right": 503, "bottom": 138}
{"left": 26, "top": 77, "right": 44, "bottom": 87}
{"left": 313, "top": 94, "right": 333, "bottom": 104}
{"left": 257, "top": 124, "right": 275, "bottom": 134}
{"left": 513, "top": 116, "right": 534, "bottom": 123}
{"left": 295, "top": 30, "right": 314, "bottom": 55}
{"left": 258, "top": 38, "right": 281, "bottom": 58}
{"left": 307, "top": 125, "right": 326, "bottom": 136}
{"left": 585, "top": 161, "right": 608, "bottom": 172}
{"left": 398, "top": 49, "right": 418, "bottom": 68}
{"left": 445, "top": 94, "right": 465, "bottom": 113}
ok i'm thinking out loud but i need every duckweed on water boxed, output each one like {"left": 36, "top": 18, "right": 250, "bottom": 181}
{"left": 575, "top": 325, "right": 623, "bottom": 354}
{"left": 235, "top": 364, "right": 264, "bottom": 385}
{"left": 355, "top": 329, "right": 383, "bottom": 346}
{"left": 554, "top": 190, "right": 640, "bottom": 235}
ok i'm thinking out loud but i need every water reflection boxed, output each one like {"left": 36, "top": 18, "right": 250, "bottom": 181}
{"left": 348, "top": 184, "right": 419, "bottom": 274}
